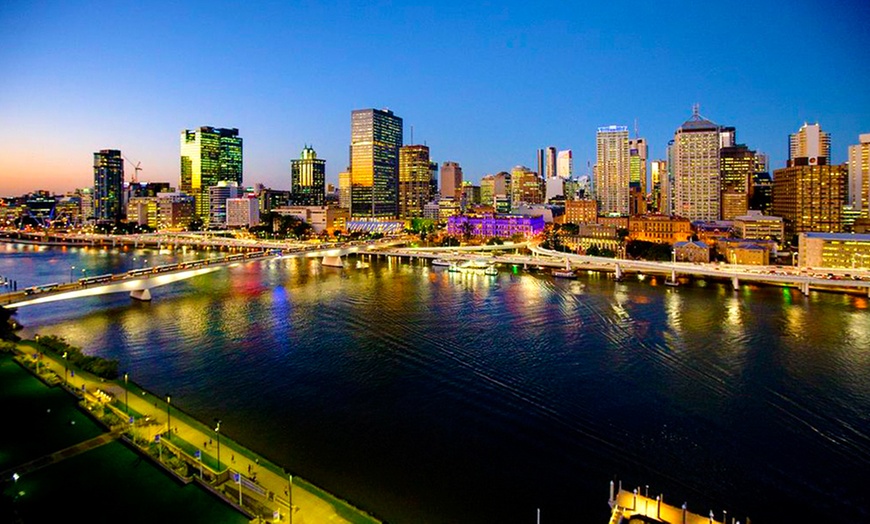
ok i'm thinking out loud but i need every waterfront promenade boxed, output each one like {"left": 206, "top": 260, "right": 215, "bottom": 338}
{"left": 6, "top": 340, "right": 380, "bottom": 524}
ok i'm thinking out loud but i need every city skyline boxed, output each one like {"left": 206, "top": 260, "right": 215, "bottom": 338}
{"left": 1, "top": 1, "right": 869, "bottom": 195}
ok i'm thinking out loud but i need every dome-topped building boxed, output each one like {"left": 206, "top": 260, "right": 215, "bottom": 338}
{"left": 291, "top": 145, "right": 326, "bottom": 206}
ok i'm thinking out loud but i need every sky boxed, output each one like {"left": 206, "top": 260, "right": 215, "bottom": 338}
{"left": 1, "top": 0, "right": 869, "bottom": 196}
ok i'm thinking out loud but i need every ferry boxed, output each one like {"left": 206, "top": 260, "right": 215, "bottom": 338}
{"left": 432, "top": 259, "right": 452, "bottom": 267}
{"left": 484, "top": 265, "right": 498, "bottom": 276}
{"left": 552, "top": 268, "right": 576, "bottom": 279}
{"left": 355, "top": 260, "right": 370, "bottom": 269}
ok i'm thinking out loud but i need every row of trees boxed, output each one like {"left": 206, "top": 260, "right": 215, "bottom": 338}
{"left": 35, "top": 334, "right": 120, "bottom": 380}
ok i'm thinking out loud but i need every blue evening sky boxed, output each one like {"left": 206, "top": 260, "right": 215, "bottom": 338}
{"left": 1, "top": 0, "right": 869, "bottom": 195}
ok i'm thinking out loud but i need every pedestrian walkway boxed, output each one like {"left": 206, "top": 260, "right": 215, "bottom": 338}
{"left": 14, "top": 342, "right": 380, "bottom": 523}
{"left": 0, "top": 430, "right": 120, "bottom": 478}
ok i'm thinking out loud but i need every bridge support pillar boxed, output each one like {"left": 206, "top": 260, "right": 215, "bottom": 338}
{"left": 731, "top": 276, "right": 739, "bottom": 290}
{"left": 130, "top": 288, "right": 152, "bottom": 301}
{"left": 614, "top": 263, "right": 623, "bottom": 281}
{"left": 800, "top": 280, "right": 810, "bottom": 296}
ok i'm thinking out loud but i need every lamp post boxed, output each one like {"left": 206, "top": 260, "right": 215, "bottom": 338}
{"left": 165, "top": 394, "right": 171, "bottom": 439}
{"left": 124, "top": 373, "right": 129, "bottom": 413}
{"left": 62, "top": 351, "right": 68, "bottom": 386}
{"left": 69, "top": 265, "right": 75, "bottom": 283}
{"left": 214, "top": 418, "right": 222, "bottom": 471}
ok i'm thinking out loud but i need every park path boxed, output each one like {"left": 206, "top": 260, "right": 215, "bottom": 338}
{"left": 14, "top": 343, "right": 371, "bottom": 523}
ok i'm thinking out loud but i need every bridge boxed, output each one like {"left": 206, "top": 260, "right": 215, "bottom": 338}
{"left": 0, "top": 239, "right": 405, "bottom": 308}
{"left": 377, "top": 244, "right": 870, "bottom": 297}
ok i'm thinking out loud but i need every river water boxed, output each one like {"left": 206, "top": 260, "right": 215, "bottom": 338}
{"left": 2, "top": 243, "right": 869, "bottom": 523}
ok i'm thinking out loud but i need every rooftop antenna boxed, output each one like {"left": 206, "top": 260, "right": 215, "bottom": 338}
{"left": 692, "top": 103, "right": 701, "bottom": 119}
{"left": 634, "top": 118, "right": 639, "bottom": 138}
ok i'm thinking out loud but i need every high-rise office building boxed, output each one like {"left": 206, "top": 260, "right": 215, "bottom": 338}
{"left": 440, "top": 161, "right": 463, "bottom": 202}
{"left": 180, "top": 126, "right": 243, "bottom": 218}
{"left": 94, "top": 149, "right": 124, "bottom": 223}
{"left": 349, "top": 108, "right": 403, "bottom": 219}
{"left": 595, "top": 125, "right": 630, "bottom": 215}
{"left": 629, "top": 138, "right": 647, "bottom": 194}
{"left": 510, "top": 166, "right": 543, "bottom": 205}
{"left": 536, "top": 149, "right": 545, "bottom": 182}
{"left": 398, "top": 145, "right": 432, "bottom": 219}
{"left": 789, "top": 123, "right": 830, "bottom": 165}
{"left": 672, "top": 107, "right": 721, "bottom": 221}
{"left": 290, "top": 145, "right": 326, "bottom": 206}
{"left": 720, "top": 144, "right": 755, "bottom": 220}
{"left": 338, "top": 171, "right": 351, "bottom": 210}
{"left": 650, "top": 159, "right": 666, "bottom": 213}
{"left": 557, "top": 150, "right": 573, "bottom": 179}
{"left": 848, "top": 133, "right": 870, "bottom": 218}
{"left": 545, "top": 146, "right": 557, "bottom": 179}
{"left": 208, "top": 181, "right": 241, "bottom": 228}
{"left": 773, "top": 160, "right": 847, "bottom": 237}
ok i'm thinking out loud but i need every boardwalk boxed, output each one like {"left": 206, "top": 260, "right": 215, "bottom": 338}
{"left": 12, "top": 344, "right": 381, "bottom": 524}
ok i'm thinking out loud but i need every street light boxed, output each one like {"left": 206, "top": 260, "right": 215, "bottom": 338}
{"left": 165, "top": 394, "right": 171, "bottom": 439}
{"left": 214, "top": 418, "right": 222, "bottom": 471}
{"left": 69, "top": 265, "right": 75, "bottom": 283}
{"left": 62, "top": 351, "right": 68, "bottom": 386}
{"left": 124, "top": 373, "right": 129, "bottom": 414}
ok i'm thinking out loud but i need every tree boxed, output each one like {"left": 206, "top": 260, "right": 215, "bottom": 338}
{"left": 586, "top": 245, "right": 601, "bottom": 257}
{"left": 459, "top": 221, "right": 475, "bottom": 243}
{"left": 440, "top": 236, "right": 460, "bottom": 247}
{"left": 486, "top": 236, "right": 504, "bottom": 245}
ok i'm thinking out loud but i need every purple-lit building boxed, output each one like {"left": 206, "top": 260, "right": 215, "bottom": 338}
{"left": 447, "top": 213, "right": 545, "bottom": 238}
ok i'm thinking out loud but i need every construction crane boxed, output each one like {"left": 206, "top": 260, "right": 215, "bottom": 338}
{"left": 123, "top": 156, "right": 143, "bottom": 184}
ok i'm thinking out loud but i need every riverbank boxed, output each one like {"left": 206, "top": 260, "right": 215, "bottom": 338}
{"left": 4, "top": 338, "right": 381, "bottom": 524}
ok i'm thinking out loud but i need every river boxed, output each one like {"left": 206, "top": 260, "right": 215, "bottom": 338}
{"left": 2, "top": 242, "right": 869, "bottom": 523}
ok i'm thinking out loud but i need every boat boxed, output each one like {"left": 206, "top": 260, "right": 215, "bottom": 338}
{"left": 432, "top": 259, "right": 451, "bottom": 267}
{"left": 484, "top": 265, "right": 498, "bottom": 276}
{"left": 552, "top": 258, "right": 575, "bottom": 278}
{"left": 664, "top": 268, "right": 679, "bottom": 286}
{"left": 355, "top": 260, "right": 370, "bottom": 269}
{"left": 447, "top": 263, "right": 462, "bottom": 273}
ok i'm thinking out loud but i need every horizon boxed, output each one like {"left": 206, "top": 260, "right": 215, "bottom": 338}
{"left": 2, "top": 1, "right": 869, "bottom": 195}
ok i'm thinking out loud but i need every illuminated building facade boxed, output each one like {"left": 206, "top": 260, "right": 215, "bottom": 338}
{"left": 799, "top": 232, "right": 870, "bottom": 268}
{"left": 447, "top": 214, "right": 545, "bottom": 238}
{"left": 338, "top": 171, "right": 351, "bottom": 210}
{"left": 596, "top": 125, "right": 630, "bottom": 216}
{"left": 398, "top": 145, "right": 432, "bottom": 219}
{"left": 848, "top": 133, "right": 870, "bottom": 218}
{"left": 789, "top": 123, "right": 830, "bottom": 165}
{"left": 673, "top": 107, "right": 721, "bottom": 221}
{"left": 628, "top": 214, "right": 692, "bottom": 244}
{"left": 290, "top": 145, "right": 326, "bottom": 206}
{"left": 156, "top": 192, "right": 195, "bottom": 230}
{"left": 350, "top": 108, "right": 403, "bottom": 219}
{"left": 720, "top": 144, "right": 755, "bottom": 220}
{"left": 180, "top": 126, "right": 243, "bottom": 218}
{"left": 510, "top": 166, "right": 543, "bottom": 205}
{"left": 126, "top": 197, "right": 158, "bottom": 228}
{"left": 94, "top": 149, "right": 124, "bottom": 223}
{"left": 772, "top": 159, "right": 847, "bottom": 237}
{"left": 564, "top": 199, "right": 598, "bottom": 225}
{"left": 440, "top": 161, "right": 463, "bottom": 202}
{"left": 733, "top": 210, "right": 784, "bottom": 242}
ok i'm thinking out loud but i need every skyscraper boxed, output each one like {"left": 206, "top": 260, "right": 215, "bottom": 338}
{"left": 720, "top": 144, "right": 755, "bottom": 220}
{"left": 848, "top": 134, "right": 870, "bottom": 218}
{"left": 510, "top": 166, "right": 543, "bottom": 205}
{"left": 595, "top": 125, "right": 630, "bottom": 215}
{"left": 789, "top": 123, "right": 830, "bottom": 165}
{"left": 440, "top": 161, "right": 463, "bottom": 202}
{"left": 180, "top": 126, "right": 243, "bottom": 218}
{"left": 672, "top": 107, "right": 721, "bottom": 221}
{"left": 773, "top": 160, "right": 846, "bottom": 237}
{"left": 349, "top": 108, "right": 403, "bottom": 219}
{"left": 629, "top": 138, "right": 648, "bottom": 194}
{"left": 398, "top": 145, "right": 432, "bottom": 219}
{"left": 290, "top": 145, "right": 326, "bottom": 206}
{"left": 536, "top": 149, "right": 545, "bottom": 182}
{"left": 93, "top": 149, "right": 124, "bottom": 223}
{"left": 545, "top": 146, "right": 557, "bottom": 179}
{"left": 650, "top": 159, "right": 666, "bottom": 213}
{"left": 338, "top": 171, "right": 351, "bottom": 210}
{"left": 557, "top": 150, "right": 573, "bottom": 179}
